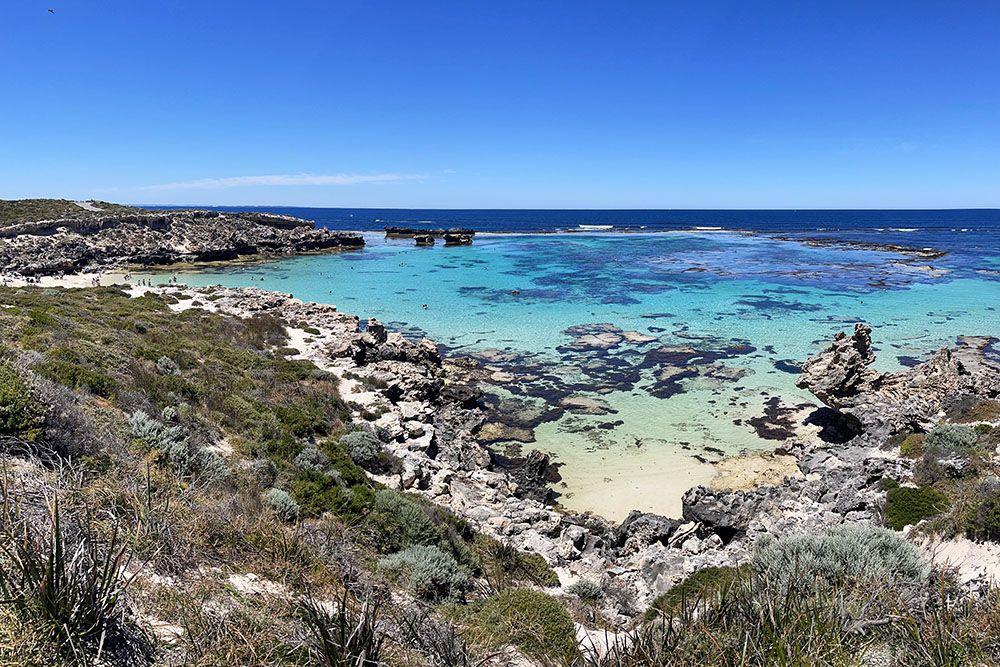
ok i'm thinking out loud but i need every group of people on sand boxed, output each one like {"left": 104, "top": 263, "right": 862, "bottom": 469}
{"left": 124, "top": 273, "right": 180, "bottom": 287}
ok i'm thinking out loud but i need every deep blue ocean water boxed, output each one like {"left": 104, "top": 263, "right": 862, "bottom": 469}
{"left": 153, "top": 205, "right": 1000, "bottom": 256}
{"left": 141, "top": 208, "right": 1000, "bottom": 519}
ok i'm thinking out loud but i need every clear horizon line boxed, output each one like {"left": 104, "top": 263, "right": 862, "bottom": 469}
{"left": 131, "top": 202, "right": 1000, "bottom": 212}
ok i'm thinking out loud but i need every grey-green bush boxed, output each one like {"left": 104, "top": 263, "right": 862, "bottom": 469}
{"left": 566, "top": 578, "right": 603, "bottom": 602}
{"left": 129, "top": 410, "right": 227, "bottom": 481}
{"left": 293, "top": 444, "right": 331, "bottom": 472}
{"left": 924, "top": 424, "right": 978, "bottom": 453}
{"left": 263, "top": 487, "right": 300, "bottom": 522}
{"left": 751, "top": 524, "right": 928, "bottom": 594}
{"left": 378, "top": 545, "right": 469, "bottom": 601}
{"left": 155, "top": 355, "right": 180, "bottom": 376}
{"left": 340, "top": 430, "right": 384, "bottom": 466}
{"left": 250, "top": 458, "right": 278, "bottom": 487}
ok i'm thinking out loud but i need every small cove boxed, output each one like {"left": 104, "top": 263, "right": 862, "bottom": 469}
{"left": 142, "top": 229, "right": 1000, "bottom": 519}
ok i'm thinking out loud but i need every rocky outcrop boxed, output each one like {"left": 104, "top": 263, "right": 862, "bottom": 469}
{"left": 0, "top": 210, "right": 363, "bottom": 276}
{"left": 797, "top": 323, "right": 1000, "bottom": 441}
{"left": 443, "top": 233, "right": 473, "bottom": 246}
{"left": 384, "top": 227, "right": 476, "bottom": 238}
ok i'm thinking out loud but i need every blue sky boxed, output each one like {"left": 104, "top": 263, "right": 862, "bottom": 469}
{"left": 2, "top": 1, "right": 999, "bottom": 208}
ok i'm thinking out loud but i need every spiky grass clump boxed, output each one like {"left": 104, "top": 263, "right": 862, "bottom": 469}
{"left": 0, "top": 494, "right": 146, "bottom": 663}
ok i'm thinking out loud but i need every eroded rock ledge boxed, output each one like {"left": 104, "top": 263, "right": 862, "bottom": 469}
{"left": 141, "top": 285, "right": 1000, "bottom": 620}
{"left": 0, "top": 210, "right": 363, "bottom": 276}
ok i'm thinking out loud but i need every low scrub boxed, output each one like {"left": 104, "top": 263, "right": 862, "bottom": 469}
{"left": 884, "top": 484, "right": 950, "bottom": 530}
{"left": 751, "top": 524, "right": 928, "bottom": 594}
{"left": 474, "top": 588, "right": 578, "bottom": 662}
{"left": 379, "top": 545, "right": 470, "bottom": 602}
{"left": 0, "top": 362, "right": 45, "bottom": 443}
{"left": 645, "top": 566, "right": 746, "bottom": 619}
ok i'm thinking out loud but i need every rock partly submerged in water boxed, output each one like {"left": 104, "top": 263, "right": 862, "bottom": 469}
{"left": 796, "top": 323, "right": 1000, "bottom": 442}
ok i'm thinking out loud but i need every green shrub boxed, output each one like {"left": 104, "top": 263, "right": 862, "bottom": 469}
{"left": 900, "top": 433, "right": 925, "bottom": 458}
{"left": 340, "top": 430, "right": 384, "bottom": 467}
{"left": 566, "top": 579, "right": 603, "bottom": 602}
{"left": 966, "top": 487, "right": 1000, "bottom": 542}
{"left": 367, "top": 489, "right": 479, "bottom": 572}
{"left": 884, "top": 484, "right": 950, "bottom": 530}
{"left": 263, "top": 488, "right": 300, "bottom": 522}
{"left": 379, "top": 545, "right": 469, "bottom": 601}
{"left": 368, "top": 489, "right": 439, "bottom": 550}
{"left": 751, "top": 525, "right": 928, "bottom": 594}
{"left": 646, "top": 566, "right": 746, "bottom": 619}
{"left": 0, "top": 363, "right": 44, "bottom": 442}
{"left": 290, "top": 469, "right": 374, "bottom": 519}
{"left": 476, "top": 588, "right": 578, "bottom": 661}
{"left": 33, "top": 358, "right": 115, "bottom": 398}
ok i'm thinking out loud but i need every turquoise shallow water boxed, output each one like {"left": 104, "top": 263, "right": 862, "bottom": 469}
{"left": 144, "top": 231, "right": 1000, "bottom": 518}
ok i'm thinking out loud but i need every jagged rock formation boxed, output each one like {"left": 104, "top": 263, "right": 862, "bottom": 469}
{"left": 796, "top": 323, "right": 1000, "bottom": 441}
{"left": 0, "top": 209, "right": 363, "bottom": 276}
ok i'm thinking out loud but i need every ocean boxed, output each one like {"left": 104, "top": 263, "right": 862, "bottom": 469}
{"left": 142, "top": 208, "right": 1000, "bottom": 519}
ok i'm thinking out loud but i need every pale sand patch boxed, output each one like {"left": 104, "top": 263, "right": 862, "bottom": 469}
{"left": 1, "top": 271, "right": 129, "bottom": 288}
{"left": 919, "top": 535, "right": 1000, "bottom": 586}
{"left": 553, "top": 444, "right": 715, "bottom": 521}
{"left": 710, "top": 451, "right": 802, "bottom": 492}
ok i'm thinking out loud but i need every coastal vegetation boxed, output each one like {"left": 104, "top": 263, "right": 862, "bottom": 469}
{"left": 0, "top": 198, "right": 142, "bottom": 226}
{"left": 0, "top": 284, "right": 999, "bottom": 665}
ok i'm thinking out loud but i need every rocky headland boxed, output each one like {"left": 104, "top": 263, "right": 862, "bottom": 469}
{"left": 0, "top": 200, "right": 362, "bottom": 277}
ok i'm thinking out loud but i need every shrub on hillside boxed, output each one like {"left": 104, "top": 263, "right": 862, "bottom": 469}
{"left": 566, "top": 579, "right": 604, "bottom": 603}
{"left": 129, "top": 410, "right": 227, "bottom": 481}
{"left": 368, "top": 489, "right": 439, "bottom": 550}
{"left": 966, "top": 484, "right": 1000, "bottom": 542}
{"left": 367, "top": 489, "right": 479, "bottom": 571}
{"left": 379, "top": 545, "right": 469, "bottom": 601}
{"left": 250, "top": 458, "right": 278, "bottom": 487}
{"left": 340, "top": 430, "right": 385, "bottom": 467}
{"left": 476, "top": 588, "right": 578, "bottom": 662}
{"left": 884, "top": 484, "right": 950, "bottom": 530}
{"left": 155, "top": 355, "right": 180, "bottom": 376}
{"left": 899, "top": 433, "right": 924, "bottom": 459}
{"left": 751, "top": 524, "right": 928, "bottom": 594}
{"left": 33, "top": 358, "right": 116, "bottom": 398}
{"left": 915, "top": 424, "right": 984, "bottom": 483}
{"left": 0, "top": 362, "right": 45, "bottom": 442}
{"left": 924, "top": 424, "right": 978, "bottom": 453}
{"left": 263, "top": 487, "right": 300, "bottom": 522}
{"left": 293, "top": 444, "right": 332, "bottom": 473}
{"left": 645, "top": 566, "right": 747, "bottom": 619}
